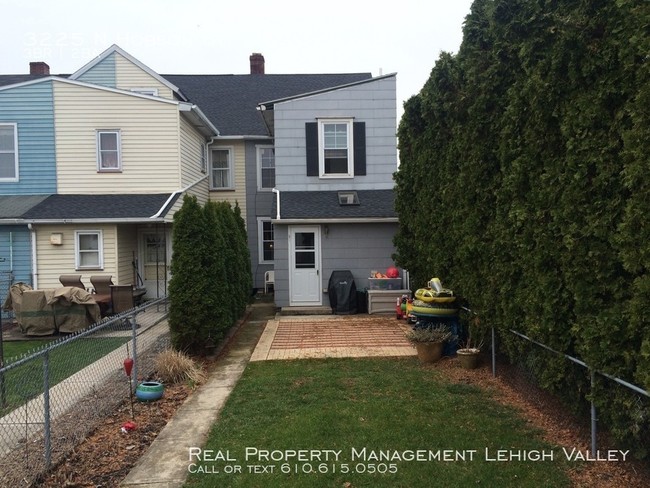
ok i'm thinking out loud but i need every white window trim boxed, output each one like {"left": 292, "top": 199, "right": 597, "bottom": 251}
{"left": 75, "top": 230, "right": 104, "bottom": 270}
{"left": 0, "top": 122, "right": 19, "bottom": 182}
{"left": 318, "top": 118, "right": 354, "bottom": 179}
{"left": 96, "top": 129, "right": 122, "bottom": 172}
{"left": 257, "top": 217, "right": 274, "bottom": 264}
{"left": 210, "top": 146, "right": 234, "bottom": 190}
{"left": 130, "top": 87, "right": 159, "bottom": 96}
{"left": 256, "top": 144, "right": 275, "bottom": 191}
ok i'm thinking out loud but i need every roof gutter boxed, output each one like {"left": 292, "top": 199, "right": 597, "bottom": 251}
{"left": 271, "top": 217, "right": 399, "bottom": 225}
{"left": 21, "top": 217, "right": 167, "bottom": 224}
{"left": 150, "top": 175, "right": 209, "bottom": 219}
{"left": 179, "top": 102, "right": 220, "bottom": 137}
{"left": 272, "top": 188, "right": 280, "bottom": 220}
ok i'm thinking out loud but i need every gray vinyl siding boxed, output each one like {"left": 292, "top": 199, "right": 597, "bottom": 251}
{"left": 271, "top": 224, "right": 289, "bottom": 306}
{"left": 244, "top": 139, "right": 275, "bottom": 289}
{"left": 272, "top": 75, "right": 397, "bottom": 192}
{"left": 272, "top": 222, "right": 398, "bottom": 308}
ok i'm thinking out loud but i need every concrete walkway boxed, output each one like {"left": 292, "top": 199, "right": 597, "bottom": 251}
{"left": 120, "top": 302, "right": 414, "bottom": 487}
{"left": 120, "top": 299, "right": 272, "bottom": 488}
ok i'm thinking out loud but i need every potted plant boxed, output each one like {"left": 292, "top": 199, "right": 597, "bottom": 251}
{"left": 406, "top": 324, "right": 456, "bottom": 363}
{"left": 456, "top": 313, "right": 484, "bottom": 369}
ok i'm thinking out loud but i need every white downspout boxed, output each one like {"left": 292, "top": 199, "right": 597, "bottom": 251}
{"left": 28, "top": 223, "right": 38, "bottom": 289}
{"left": 272, "top": 188, "right": 280, "bottom": 220}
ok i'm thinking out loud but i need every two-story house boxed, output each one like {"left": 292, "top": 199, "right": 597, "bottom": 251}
{"left": 258, "top": 74, "right": 399, "bottom": 308}
{"left": 0, "top": 46, "right": 217, "bottom": 310}
{"left": 163, "top": 56, "right": 379, "bottom": 296}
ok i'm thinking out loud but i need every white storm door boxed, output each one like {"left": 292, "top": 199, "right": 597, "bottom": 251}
{"left": 139, "top": 230, "right": 171, "bottom": 298}
{"left": 289, "top": 226, "right": 321, "bottom": 305}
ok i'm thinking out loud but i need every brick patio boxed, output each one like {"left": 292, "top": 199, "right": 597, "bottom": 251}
{"left": 250, "top": 315, "right": 416, "bottom": 361}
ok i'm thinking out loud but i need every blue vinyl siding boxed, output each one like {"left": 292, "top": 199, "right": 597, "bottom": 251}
{"left": 77, "top": 53, "right": 117, "bottom": 88}
{"left": 0, "top": 80, "right": 56, "bottom": 194}
{"left": 0, "top": 226, "right": 32, "bottom": 318}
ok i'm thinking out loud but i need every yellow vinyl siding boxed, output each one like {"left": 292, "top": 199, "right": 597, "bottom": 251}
{"left": 117, "top": 225, "right": 139, "bottom": 285}
{"left": 53, "top": 81, "right": 182, "bottom": 193}
{"left": 179, "top": 115, "right": 207, "bottom": 187}
{"left": 114, "top": 52, "right": 174, "bottom": 99}
{"left": 209, "top": 140, "right": 246, "bottom": 218}
{"left": 34, "top": 224, "right": 117, "bottom": 290}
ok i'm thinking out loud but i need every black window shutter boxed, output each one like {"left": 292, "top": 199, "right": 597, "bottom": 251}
{"left": 305, "top": 122, "right": 318, "bottom": 176}
{"left": 353, "top": 121, "right": 366, "bottom": 176}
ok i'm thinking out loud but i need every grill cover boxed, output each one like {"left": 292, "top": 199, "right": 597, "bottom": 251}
{"left": 328, "top": 270, "right": 357, "bottom": 314}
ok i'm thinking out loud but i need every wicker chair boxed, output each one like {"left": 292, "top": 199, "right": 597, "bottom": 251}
{"left": 90, "top": 275, "right": 114, "bottom": 295}
{"left": 111, "top": 284, "right": 137, "bottom": 329}
{"left": 59, "top": 274, "right": 86, "bottom": 289}
{"left": 111, "top": 285, "right": 135, "bottom": 314}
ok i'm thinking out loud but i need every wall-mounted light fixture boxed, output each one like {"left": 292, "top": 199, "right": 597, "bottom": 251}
{"left": 50, "top": 232, "right": 63, "bottom": 245}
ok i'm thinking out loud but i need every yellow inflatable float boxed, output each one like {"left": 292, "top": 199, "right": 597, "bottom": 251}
{"left": 410, "top": 299, "right": 460, "bottom": 316}
{"left": 414, "top": 287, "right": 456, "bottom": 303}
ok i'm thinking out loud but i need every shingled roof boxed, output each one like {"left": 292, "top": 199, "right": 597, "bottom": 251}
{"left": 0, "top": 195, "right": 50, "bottom": 219}
{"left": 1, "top": 71, "right": 373, "bottom": 137}
{"left": 273, "top": 190, "right": 396, "bottom": 221}
{"left": 164, "top": 73, "right": 372, "bottom": 137}
{"left": 0, "top": 74, "right": 53, "bottom": 88}
{"left": 20, "top": 193, "right": 178, "bottom": 221}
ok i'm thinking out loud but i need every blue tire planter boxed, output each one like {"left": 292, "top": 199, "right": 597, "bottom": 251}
{"left": 135, "top": 381, "right": 164, "bottom": 402}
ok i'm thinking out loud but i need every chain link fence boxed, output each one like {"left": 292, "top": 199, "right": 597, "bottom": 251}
{"left": 505, "top": 329, "right": 649, "bottom": 458}
{"left": 0, "top": 272, "right": 15, "bottom": 322}
{"left": 0, "top": 297, "right": 170, "bottom": 487}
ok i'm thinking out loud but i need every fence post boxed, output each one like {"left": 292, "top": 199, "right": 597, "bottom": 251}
{"left": 0, "top": 310, "right": 6, "bottom": 408}
{"left": 131, "top": 311, "right": 138, "bottom": 390}
{"left": 591, "top": 369, "right": 597, "bottom": 456}
{"left": 43, "top": 350, "right": 51, "bottom": 468}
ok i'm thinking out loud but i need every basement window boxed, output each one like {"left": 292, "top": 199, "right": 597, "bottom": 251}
{"left": 338, "top": 191, "right": 359, "bottom": 206}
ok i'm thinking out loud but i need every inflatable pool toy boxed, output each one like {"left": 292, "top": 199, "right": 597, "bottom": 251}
{"left": 411, "top": 299, "right": 459, "bottom": 316}
{"left": 414, "top": 287, "right": 456, "bottom": 303}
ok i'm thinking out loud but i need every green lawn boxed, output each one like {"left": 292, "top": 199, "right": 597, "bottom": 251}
{"left": 0, "top": 336, "right": 129, "bottom": 414}
{"left": 184, "top": 357, "right": 571, "bottom": 488}
{"left": 2, "top": 339, "right": 56, "bottom": 361}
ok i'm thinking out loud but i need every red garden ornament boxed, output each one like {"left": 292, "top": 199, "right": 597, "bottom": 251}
{"left": 123, "top": 357, "right": 134, "bottom": 377}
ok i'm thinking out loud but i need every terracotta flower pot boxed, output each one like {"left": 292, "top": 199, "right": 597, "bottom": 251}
{"left": 456, "top": 348, "right": 480, "bottom": 369}
{"left": 414, "top": 341, "right": 444, "bottom": 363}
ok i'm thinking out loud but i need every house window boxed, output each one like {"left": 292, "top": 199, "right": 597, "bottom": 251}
{"left": 257, "top": 146, "right": 275, "bottom": 190}
{"left": 0, "top": 123, "right": 18, "bottom": 181}
{"left": 97, "top": 130, "right": 121, "bottom": 171}
{"left": 130, "top": 88, "right": 159, "bottom": 96}
{"left": 258, "top": 219, "right": 274, "bottom": 263}
{"left": 305, "top": 120, "right": 365, "bottom": 178}
{"left": 75, "top": 230, "right": 103, "bottom": 269}
{"left": 320, "top": 120, "right": 352, "bottom": 177}
{"left": 338, "top": 191, "right": 359, "bottom": 205}
{"left": 210, "top": 148, "right": 233, "bottom": 189}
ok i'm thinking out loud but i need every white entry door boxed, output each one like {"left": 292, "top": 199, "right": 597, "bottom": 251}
{"left": 289, "top": 226, "right": 321, "bottom": 305}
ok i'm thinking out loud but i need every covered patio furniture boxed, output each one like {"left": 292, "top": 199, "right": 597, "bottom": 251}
{"left": 59, "top": 274, "right": 86, "bottom": 289}
{"left": 3, "top": 284, "right": 100, "bottom": 335}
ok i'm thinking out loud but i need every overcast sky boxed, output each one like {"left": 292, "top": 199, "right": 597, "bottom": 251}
{"left": 1, "top": 0, "right": 474, "bottom": 119}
